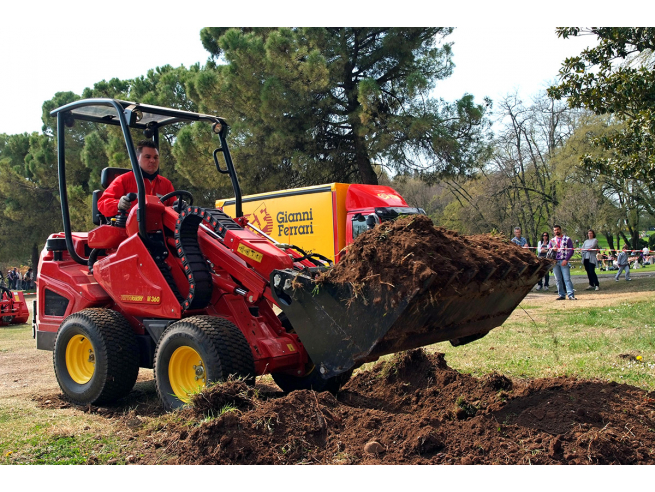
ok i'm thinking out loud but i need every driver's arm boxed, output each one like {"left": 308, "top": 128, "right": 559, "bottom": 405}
{"left": 97, "top": 174, "right": 129, "bottom": 217}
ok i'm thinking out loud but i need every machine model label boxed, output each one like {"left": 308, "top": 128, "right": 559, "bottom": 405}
{"left": 120, "top": 294, "right": 161, "bottom": 303}
{"left": 237, "top": 244, "right": 263, "bottom": 263}
{"left": 121, "top": 294, "right": 144, "bottom": 302}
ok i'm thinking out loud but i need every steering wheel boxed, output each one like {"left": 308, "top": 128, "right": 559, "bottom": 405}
{"left": 159, "top": 190, "right": 194, "bottom": 213}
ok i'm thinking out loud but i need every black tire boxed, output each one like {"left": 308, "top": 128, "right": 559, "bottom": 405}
{"left": 53, "top": 308, "right": 139, "bottom": 406}
{"left": 271, "top": 313, "right": 352, "bottom": 394}
{"left": 154, "top": 316, "right": 255, "bottom": 411}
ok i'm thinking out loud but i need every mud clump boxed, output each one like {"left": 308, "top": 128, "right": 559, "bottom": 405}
{"left": 134, "top": 349, "right": 655, "bottom": 465}
{"left": 189, "top": 379, "right": 256, "bottom": 418}
{"left": 319, "top": 215, "right": 550, "bottom": 306}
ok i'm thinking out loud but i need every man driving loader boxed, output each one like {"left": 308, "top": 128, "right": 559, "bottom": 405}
{"left": 97, "top": 140, "right": 176, "bottom": 217}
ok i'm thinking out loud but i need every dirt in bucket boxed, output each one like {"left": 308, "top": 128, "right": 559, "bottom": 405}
{"left": 318, "top": 215, "right": 550, "bottom": 306}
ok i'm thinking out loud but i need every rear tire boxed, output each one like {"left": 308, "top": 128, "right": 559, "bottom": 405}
{"left": 271, "top": 313, "right": 352, "bottom": 394}
{"left": 53, "top": 309, "right": 139, "bottom": 405}
{"left": 154, "top": 316, "right": 255, "bottom": 411}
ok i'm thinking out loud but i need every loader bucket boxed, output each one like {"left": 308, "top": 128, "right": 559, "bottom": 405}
{"left": 271, "top": 261, "right": 552, "bottom": 380}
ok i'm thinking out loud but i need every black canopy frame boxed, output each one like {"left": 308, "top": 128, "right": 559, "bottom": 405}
{"left": 50, "top": 98, "right": 242, "bottom": 266}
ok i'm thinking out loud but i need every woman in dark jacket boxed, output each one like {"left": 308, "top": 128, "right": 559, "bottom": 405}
{"left": 581, "top": 229, "right": 600, "bottom": 290}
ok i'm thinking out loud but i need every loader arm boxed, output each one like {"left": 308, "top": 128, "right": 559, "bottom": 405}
{"left": 161, "top": 205, "right": 296, "bottom": 306}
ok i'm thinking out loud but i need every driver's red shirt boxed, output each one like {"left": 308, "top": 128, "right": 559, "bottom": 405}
{"left": 97, "top": 171, "right": 175, "bottom": 217}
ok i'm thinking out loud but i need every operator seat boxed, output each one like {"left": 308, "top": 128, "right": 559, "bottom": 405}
{"left": 91, "top": 168, "right": 131, "bottom": 225}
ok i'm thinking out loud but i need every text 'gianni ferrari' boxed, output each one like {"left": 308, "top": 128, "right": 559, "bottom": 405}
{"left": 277, "top": 208, "right": 314, "bottom": 236}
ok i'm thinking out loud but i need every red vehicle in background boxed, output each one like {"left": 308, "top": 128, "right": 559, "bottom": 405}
{"left": 216, "top": 183, "right": 424, "bottom": 263}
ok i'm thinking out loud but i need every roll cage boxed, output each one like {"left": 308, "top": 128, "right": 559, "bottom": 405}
{"left": 50, "top": 98, "right": 243, "bottom": 266}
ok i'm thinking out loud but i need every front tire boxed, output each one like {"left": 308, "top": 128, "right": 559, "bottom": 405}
{"left": 154, "top": 316, "right": 255, "bottom": 411}
{"left": 53, "top": 309, "right": 139, "bottom": 405}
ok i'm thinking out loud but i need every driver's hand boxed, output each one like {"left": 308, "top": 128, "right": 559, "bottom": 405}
{"left": 118, "top": 195, "right": 131, "bottom": 211}
{"left": 173, "top": 199, "right": 188, "bottom": 210}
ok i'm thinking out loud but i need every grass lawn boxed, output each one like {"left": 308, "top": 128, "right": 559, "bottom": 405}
{"left": 427, "top": 276, "right": 655, "bottom": 391}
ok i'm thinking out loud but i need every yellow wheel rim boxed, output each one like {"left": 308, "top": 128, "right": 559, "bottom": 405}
{"left": 65, "top": 334, "right": 95, "bottom": 384}
{"left": 169, "top": 346, "right": 206, "bottom": 403}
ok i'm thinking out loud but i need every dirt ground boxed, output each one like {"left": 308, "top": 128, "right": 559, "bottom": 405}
{"left": 123, "top": 349, "right": 655, "bottom": 465}
{"left": 4, "top": 284, "right": 655, "bottom": 465}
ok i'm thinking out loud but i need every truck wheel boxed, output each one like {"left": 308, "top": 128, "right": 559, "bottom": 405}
{"left": 53, "top": 309, "right": 139, "bottom": 406}
{"left": 271, "top": 313, "right": 352, "bottom": 394}
{"left": 154, "top": 316, "right": 255, "bottom": 411}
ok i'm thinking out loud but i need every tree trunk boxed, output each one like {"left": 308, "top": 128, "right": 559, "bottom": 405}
{"left": 619, "top": 231, "right": 630, "bottom": 250}
{"left": 627, "top": 226, "right": 640, "bottom": 250}
{"left": 603, "top": 232, "right": 615, "bottom": 255}
{"left": 351, "top": 121, "right": 378, "bottom": 185}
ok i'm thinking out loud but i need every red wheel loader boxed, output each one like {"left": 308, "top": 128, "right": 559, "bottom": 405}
{"left": 35, "top": 99, "right": 550, "bottom": 410}
{"left": 1, "top": 287, "right": 30, "bottom": 326}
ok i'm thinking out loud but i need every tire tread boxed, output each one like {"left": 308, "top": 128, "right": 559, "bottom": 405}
{"left": 154, "top": 316, "right": 255, "bottom": 409}
{"left": 53, "top": 308, "right": 139, "bottom": 405}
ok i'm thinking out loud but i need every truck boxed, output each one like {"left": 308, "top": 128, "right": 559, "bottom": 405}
{"left": 34, "top": 99, "right": 549, "bottom": 410}
{"left": 216, "top": 183, "right": 423, "bottom": 263}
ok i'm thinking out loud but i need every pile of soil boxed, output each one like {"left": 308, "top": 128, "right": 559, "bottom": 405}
{"left": 320, "top": 215, "right": 550, "bottom": 305}
{"left": 134, "top": 350, "right": 655, "bottom": 465}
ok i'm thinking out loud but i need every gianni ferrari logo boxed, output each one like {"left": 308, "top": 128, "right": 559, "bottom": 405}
{"left": 245, "top": 201, "right": 274, "bottom": 235}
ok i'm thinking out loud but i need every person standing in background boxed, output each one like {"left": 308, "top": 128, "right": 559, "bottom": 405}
{"left": 549, "top": 225, "right": 576, "bottom": 300}
{"left": 582, "top": 229, "right": 600, "bottom": 291}
{"left": 615, "top": 244, "right": 632, "bottom": 281}
{"left": 535, "top": 232, "right": 551, "bottom": 291}
{"left": 511, "top": 227, "right": 528, "bottom": 248}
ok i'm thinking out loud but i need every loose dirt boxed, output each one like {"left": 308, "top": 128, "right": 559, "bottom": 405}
{"left": 320, "top": 215, "right": 549, "bottom": 306}
{"left": 129, "top": 349, "right": 655, "bottom": 465}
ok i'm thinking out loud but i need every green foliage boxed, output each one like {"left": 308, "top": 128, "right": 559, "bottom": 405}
{"left": 194, "top": 27, "right": 491, "bottom": 189}
{"left": 0, "top": 132, "right": 62, "bottom": 266}
{"left": 0, "top": 63, "right": 219, "bottom": 265}
{"left": 548, "top": 28, "right": 655, "bottom": 181}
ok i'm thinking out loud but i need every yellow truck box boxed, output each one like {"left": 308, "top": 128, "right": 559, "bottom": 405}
{"left": 216, "top": 183, "right": 418, "bottom": 262}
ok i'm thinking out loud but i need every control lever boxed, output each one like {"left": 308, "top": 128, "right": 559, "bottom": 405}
{"left": 115, "top": 193, "right": 137, "bottom": 228}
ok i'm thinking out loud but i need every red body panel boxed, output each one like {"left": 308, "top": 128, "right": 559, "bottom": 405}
{"left": 126, "top": 195, "right": 166, "bottom": 236}
{"left": 345, "top": 184, "right": 408, "bottom": 210}
{"left": 37, "top": 233, "right": 112, "bottom": 334}
{"left": 93, "top": 234, "right": 182, "bottom": 319}
{"left": 88, "top": 225, "right": 127, "bottom": 250}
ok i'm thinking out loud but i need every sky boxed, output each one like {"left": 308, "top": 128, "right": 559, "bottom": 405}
{"left": 0, "top": 3, "right": 623, "bottom": 135}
